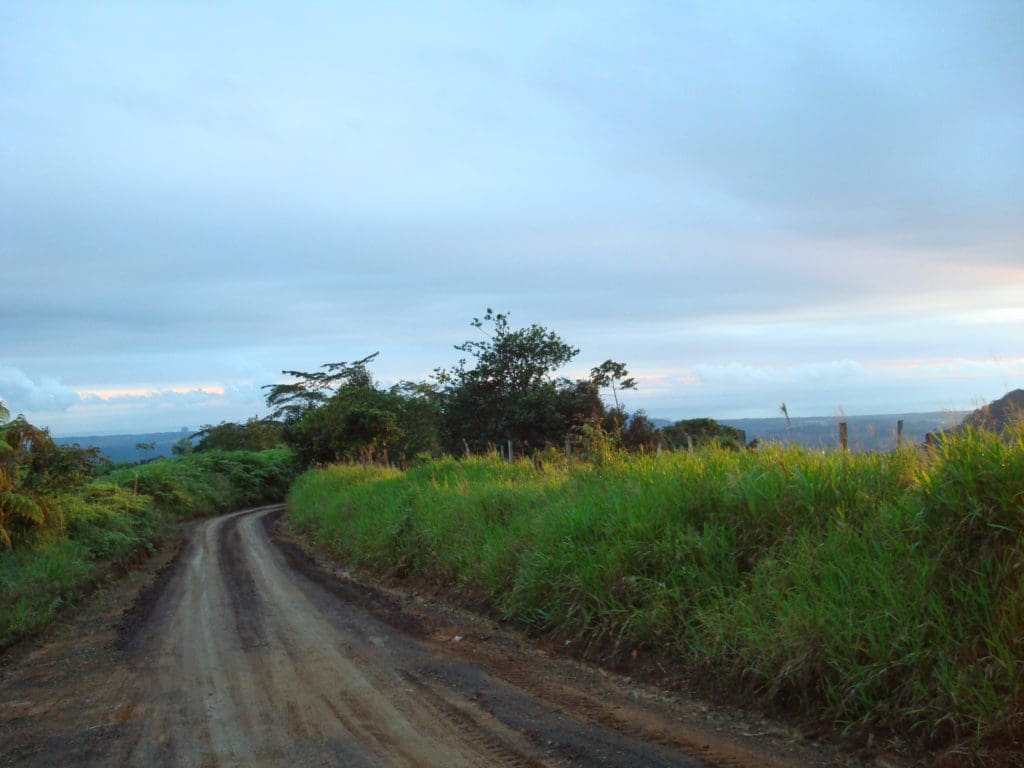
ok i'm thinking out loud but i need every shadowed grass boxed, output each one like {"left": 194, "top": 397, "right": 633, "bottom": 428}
{"left": 288, "top": 430, "right": 1023, "bottom": 761}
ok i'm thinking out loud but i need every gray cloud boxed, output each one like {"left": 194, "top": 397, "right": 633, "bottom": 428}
{"left": 548, "top": 4, "right": 1023, "bottom": 241}
{"left": 0, "top": 1, "right": 1021, "bottom": 433}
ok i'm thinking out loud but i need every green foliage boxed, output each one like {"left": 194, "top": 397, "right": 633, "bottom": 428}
{"left": 590, "top": 359, "right": 637, "bottom": 409}
{"left": 263, "top": 352, "right": 443, "bottom": 466}
{"left": 0, "top": 539, "right": 95, "bottom": 645}
{"left": 620, "top": 410, "right": 660, "bottom": 451}
{"left": 288, "top": 429, "right": 1024, "bottom": 759}
{"left": 660, "top": 417, "right": 745, "bottom": 450}
{"left": 0, "top": 446, "right": 298, "bottom": 647}
{"left": 171, "top": 436, "right": 194, "bottom": 456}
{"left": 103, "top": 447, "right": 297, "bottom": 517}
{"left": 264, "top": 311, "right": 645, "bottom": 465}
{"left": 600, "top": 408, "right": 660, "bottom": 451}
{"left": 193, "top": 417, "right": 284, "bottom": 452}
{"left": 450, "top": 309, "right": 580, "bottom": 393}
{"left": 1, "top": 411, "right": 100, "bottom": 548}
{"left": 283, "top": 379, "right": 441, "bottom": 466}
{"left": 263, "top": 353, "right": 379, "bottom": 424}
{"left": 434, "top": 309, "right": 628, "bottom": 452}
{"left": 917, "top": 426, "right": 1024, "bottom": 562}
{"left": 290, "top": 386, "right": 402, "bottom": 465}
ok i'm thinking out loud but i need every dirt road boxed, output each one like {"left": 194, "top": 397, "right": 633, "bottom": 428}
{"left": 0, "top": 506, "right": 844, "bottom": 767}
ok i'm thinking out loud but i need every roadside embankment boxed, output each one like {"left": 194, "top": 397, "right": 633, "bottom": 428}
{"left": 287, "top": 430, "right": 1023, "bottom": 765}
{"left": 1, "top": 448, "right": 297, "bottom": 648}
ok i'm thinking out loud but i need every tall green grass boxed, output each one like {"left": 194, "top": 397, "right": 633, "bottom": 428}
{"left": 1, "top": 448, "right": 297, "bottom": 647}
{"left": 287, "top": 431, "right": 1023, "bottom": 759}
{"left": 103, "top": 447, "right": 297, "bottom": 517}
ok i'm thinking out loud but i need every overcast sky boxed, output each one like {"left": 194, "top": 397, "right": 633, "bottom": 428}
{"left": 2, "top": 1, "right": 1022, "bottom": 435}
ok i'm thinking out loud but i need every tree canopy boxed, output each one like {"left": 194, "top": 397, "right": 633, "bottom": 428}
{"left": 263, "top": 353, "right": 379, "bottom": 424}
{"left": 433, "top": 309, "right": 628, "bottom": 452}
{"left": 660, "top": 418, "right": 745, "bottom": 450}
{"left": 193, "top": 418, "right": 285, "bottom": 452}
{"left": 253, "top": 310, "right": 748, "bottom": 467}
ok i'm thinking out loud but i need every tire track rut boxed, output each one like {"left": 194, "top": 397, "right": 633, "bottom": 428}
{"left": 0, "top": 506, "right": 842, "bottom": 768}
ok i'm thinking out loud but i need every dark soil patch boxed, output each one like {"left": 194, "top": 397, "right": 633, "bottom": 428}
{"left": 115, "top": 533, "right": 189, "bottom": 653}
{"left": 263, "top": 510, "right": 427, "bottom": 637}
{"left": 218, "top": 516, "right": 268, "bottom": 650}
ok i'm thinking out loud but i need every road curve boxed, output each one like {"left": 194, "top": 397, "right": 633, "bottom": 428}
{"left": 1, "top": 507, "right": 825, "bottom": 768}
{"left": 123, "top": 506, "right": 716, "bottom": 766}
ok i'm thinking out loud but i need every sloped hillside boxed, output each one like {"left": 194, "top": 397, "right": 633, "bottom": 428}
{"left": 960, "top": 389, "right": 1024, "bottom": 432}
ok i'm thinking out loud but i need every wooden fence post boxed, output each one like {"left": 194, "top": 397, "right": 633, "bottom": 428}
{"left": 839, "top": 421, "right": 848, "bottom": 451}
{"left": 897, "top": 419, "right": 904, "bottom": 448}
{"left": 507, "top": 439, "right": 513, "bottom": 462}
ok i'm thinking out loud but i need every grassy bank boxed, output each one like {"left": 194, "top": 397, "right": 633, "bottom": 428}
{"left": 287, "top": 431, "right": 1023, "bottom": 761}
{"left": 1, "top": 448, "right": 297, "bottom": 647}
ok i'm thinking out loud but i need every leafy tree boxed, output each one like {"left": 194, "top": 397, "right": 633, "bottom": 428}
{"left": 387, "top": 381, "right": 442, "bottom": 460}
{"left": 660, "top": 418, "right": 744, "bottom": 450}
{"left": 590, "top": 359, "right": 637, "bottom": 409}
{"left": 591, "top": 360, "right": 639, "bottom": 438}
{"left": 171, "top": 436, "right": 194, "bottom": 456}
{"left": 266, "top": 356, "right": 442, "bottom": 466}
{"left": 291, "top": 386, "right": 400, "bottom": 465}
{"left": 265, "top": 312, "right": 635, "bottom": 463}
{"left": 447, "top": 310, "right": 579, "bottom": 395}
{"left": 435, "top": 310, "right": 628, "bottom": 453}
{"left": 263, "top": 353, "right": 379, "bottom": 424}
{"left": 193, "top": 418, "right": 284, "bottom": 452}
{"left": 619, "top": 410, "right": 660, "bottom": 452}
{"left": 23, "top": 439, "right": 102, "bottom": 490}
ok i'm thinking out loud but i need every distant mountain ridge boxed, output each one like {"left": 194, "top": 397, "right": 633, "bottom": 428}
{"left": 54, "top": 429, "right": 193, "bottom": 462}
{"left": 719, "top": 411, "right": 966, "bottom": 451}
{"left": 648, "top": 411, "right": 966, "bottom": 451}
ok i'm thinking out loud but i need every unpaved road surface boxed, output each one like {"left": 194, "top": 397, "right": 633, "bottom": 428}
{"left": 1, "top": 506, "right": 848, "bottom": 767}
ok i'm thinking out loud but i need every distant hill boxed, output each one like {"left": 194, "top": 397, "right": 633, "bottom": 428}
{"left": 55, "top": 429, "right": 194, "bottom": 463}
{"left": 644, "top": 412, "right": 967, "bottom": 450}
{"left": 958, "top": 389, "right": 1024, "bottom": 433}
{"left": 638, "top": 411, "right": 966, "bottom": 451}
{"left": 719, "top": 412, "right": 966, "bottom": 451}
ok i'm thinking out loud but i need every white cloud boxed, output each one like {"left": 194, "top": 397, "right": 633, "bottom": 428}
{"left": 0, "top": 367, "right": 80, "bottom": 413}
{"left": 0, "top": 372, "right": 268, "bottom": 435}
{"left": 691, "top": 360, "right": 869, "bottom": 386}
